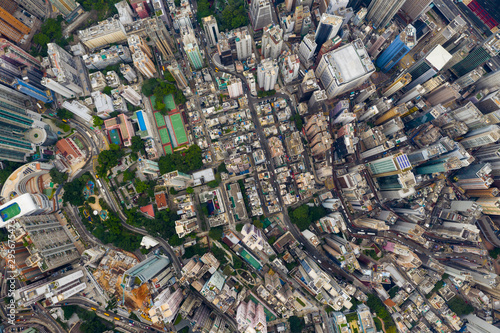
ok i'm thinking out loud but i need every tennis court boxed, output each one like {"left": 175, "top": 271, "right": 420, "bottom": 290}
{"left": 163, "top": 145, "right": 173, "bottom": 154}
{"left": 165, "top": 94, "right": 176, "bottom": 111}
{"left": 170, "top": 113, "right": 188, "bottom": 144}
{"left": 0, "top": 203, "right": 21, "bottom": 222}
{"left": 240, "top": 249, "right": 262, "bottom": 270}
{"left": 154, "top": 112, "right": 166, "bottom": 127}
{"left": 158, "top": 128, "right": 170, "bottom": 144}
{"left": 109, "top": 129, "right": 121, "bottom": 145}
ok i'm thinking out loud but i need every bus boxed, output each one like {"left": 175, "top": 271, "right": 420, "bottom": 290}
{"left": 104, "top": 313, "right": 110, "bottom": 316}
{"left": 114, "top": 317, "right": 120, "bottom": 321}
{"left": 90, "top": 307, "right": 96, "bottom": 311}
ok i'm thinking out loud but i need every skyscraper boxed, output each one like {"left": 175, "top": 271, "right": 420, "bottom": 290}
{"left": 316, "top": 39, "right": 375, "bottom": 99}
{"left": 404, "top": 45, "right": 452, "bottom": 91}
{"left": 0, "top": 6, "right": 30, "bottom": 43}
{"left": 13, "top": 0, "right": 47, "bottom": 18}
{"left": 48, "top": 0, "right": 78, "bottom": 17}
{"left": 0, "top": 193, "right": 53, "bottom": 228}
{"left": 250, "top": 0, "right": 273, "bottom": 31}
{"left": 460, "top": 125, "right": 500, "bottom": 149}
{"left": 400, "top": 0, "right": 432, "bottom": 22}
{"left": 202, "top": 16, "right": 220, "bottom": 47}
{"left": 262, "top": 24, "right": 284, "bottom": 59}
{"left": 366, "top": 153, "right": 412, "bottom": 178}
{"left": 424, "top": 83, "right": 461, "bottom": 106}
{"left": 366, "top": 0, "right": 404, "bottom": 29}
{"left": 185, "top": 43, "right": 203, "bottom": 70}
{"left": 43, "top": 43, "right": 83, "bottom": 98}
{"left": 382, "top": 73, "right": 412, "bottom": 97}
{"left": 167, "top": 60, "right": 188, "bottom": 89}
{"left": 127, "top": 34, "right": 152, "bottom": 58}
{"left": 376, "top": 24, "right": 416, "bottom": 73}
{"left": 145, "top": 17, "right": 175, "bottom": 59}
{"left": 314, "top": 13, "right": 342, "bottom": 52}
{"left": 0, "top": 38, "right": 42, "bottom": 71}
{"left": 257, "top": 58, "right": 279, "bottom": 91}
{"left": 235, "top": 29, "right": 252, "bottom": 60}
{"left": 132, "top": 50, "right": 157, "bottom": 78}
{"left": 78, "top": 17, "right": 128, "bottom": 49}
{"left": 298, "top": 33, "right": 317, "bottom": 65}
{"left": 452, "top": 33, "right": 500, "bottom": 77}
{"left": 227, "top": 77, "right": 243, "bottom": 98}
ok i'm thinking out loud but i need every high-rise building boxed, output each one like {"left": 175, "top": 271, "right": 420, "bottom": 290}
{"left": 47, "top": 0, "right": 78, "bottom": 17}
{"left": 120, "top": 64, "right": 137, "bottom": 83}
{"left": 476, "top": 197, "right": 500, "bottom": 215}
{"left": 366, "top": 0, "right": 404, "bottom": 29}
{"left": 324, "top": 0, "right": 348, "bottom": 15}
{"left": 368, "top": 27, "right": 395, "bottom": 58}
{"left": 314, "top": 13, "right": 342, "bottom": 52}
{"left": 83, "top": 45, "right": 132, "bottom": 71}
{"left": 115, "top": 0, "right": 134, "bottom": 25}
{"left": 92, "top": 91, "right": 114, "bottom": 119}
{"left": 400, "top": 0, "right": 431, "bottom": 22}
{"left": 376, "top": 24, "right": 416, "bottom": 72}
{"left": 0, "top": 193, "right": 53, "bottom": 228}
{"left": 234, "top": 28, "right": 252, "bottom": 61}
{"left": 383, "top": 73, "right": 412, "bottom": 97}
{"left": 455, "top": 68, "right": 485, "bottom": 90}
{"left": 236, "top": 301, "right": 267, "bottom": 333}
{"left": 404, "top": 45, "right": 452, "bottom": 91}
{"left": 202, "top": 16, "right": 220, "bottom": 46}
{"left": 298, "top": 33, "right": 317, "bottom": 66}
{"left": 424, "top": 83, "right": 461, "bottom": 106}
{"left": 474, "top": 69, "right": 500, "bottom": 92}
{"left": 167, "top": 60, "right": 188, "bottom": 89}
{"left": 280, "top": 53, "right": 300, "bottom": 84}
{"left": 366, "top": 153, "right": 412, "bottom": 178}
{"left": 0, "top": 38, "right": 42, "bottom": 72}
{"left": 13, "top": 0, "right": 47, "bottom": 18}
{"left": 129, "top": 0, "right": 150, "bottom": 18}
{"left": 404, "top": 104, "right": 445, "bottom": 129}
{"left": 316, "top": 39, "right": 375, "bottom": 99}
{"left": 127, "top": 34, "right": 151, "bottom": 58}
{"left": 145, "top": 17, "right": 175, "bottom": 59}
{"left": 250, "top": 0, "right": 273, "bottom": 31}
{"left": 0, "top": 6, "right": 30, "bottom": 44}
{"left": 413, "top": 16, "right": 467, "bottom": 57}
{"left": 460, "top": 125, "right": 500, "bottom": 149}
{"left": 148, "top": 288, "right": 184, "bottom": 324}
{"left": 43, "top": 43, "right": 83, "bottom": 98}
{"left": 78, "top": 17, "right": 128, "bottom": 49}
{"left": 294, "top": 5, "right": 304, "bottom": 34}
{"left": 227, "top": 77, "right": 243, "bottom": 98}
{"left": 449, "top": 101, "right": 489, "bottom": 130}
{"left": 121, "top": 86, "right": 142, "bottom": 106}
{"left": 262, "top": 24, "right": 283, "bottom": 59}
{"left": 257, "top": 58, "right": 279, "bottom": 91}
{"left": 475, "top": 90, "right": 500, "bottom": 115}
{"left": 452, "top": 33, "right": 500, "bottom": 77}
{"left": 132, "top": 49, "right": 157, "bottom": 78}
{"left": 185, "top": 42, "right": 203, "bottom": 70}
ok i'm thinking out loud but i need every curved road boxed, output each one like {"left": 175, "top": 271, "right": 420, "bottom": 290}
{"left": 62, "top": 117, "right": 183, "bottom": 275}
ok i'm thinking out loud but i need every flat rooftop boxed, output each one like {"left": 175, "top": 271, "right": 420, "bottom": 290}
{"left": 331, "top": 41, "right": 373, "bottom": 83}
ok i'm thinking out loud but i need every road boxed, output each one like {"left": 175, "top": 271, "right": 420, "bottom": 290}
{"left": 64, "top": 115, "right": 183, "bottom": 275}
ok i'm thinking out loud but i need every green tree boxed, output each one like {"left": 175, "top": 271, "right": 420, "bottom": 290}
{"left": 57, "top": 108, "right": 74, "bottom": 120}
{"left": 186, "top": 187, "right": 194, "bottom": 194}
{"left": 93, "top": 116, "right": 104, "bottom": 127}
{"left": 130, "top": 136, "right": 145, "bottom": 154}
{"left": 102, "top": 86, "right": 113, "bottom": 95}
{"left": 168, "top": 234, "right": 183, "bottom": 246}
{"left": 209, "top": 227, "right": 223, "bottom": 241}
{"left": 164, "top": 71, "right": 176, "bottom": 82}
{"left": 88, "top": 196, "right": 96, "bottom": 204}
{"left": 123, "top": 169, "right": 135, "bottom": 182}
{"left": 170, "top": 187, "right": 178, "bottom": 195}
{"left": 49, "top": 168, "right": 68, "bottom": 184}
{"left": 207, "top": 180, "right": 220, "bottom": 188}
{"left": 447, "top": 296, "right": 475, "bottom": 315}
{"left": 236, "top": 224, "right": 244, "bottom": 232}
{"left": 253, "top": 220, "right": 263, "bottom": 229}
{"left": 158, "top": 145, "right": 203, "bottom": 174}
{"left": 291, "top": 113, "right": 303, "bottom": 131}
{"left": 135, "top": 180, "right": 149, "bottom": 193}
{"left": 289, "top": 316, "right": 304, "bottom": 333}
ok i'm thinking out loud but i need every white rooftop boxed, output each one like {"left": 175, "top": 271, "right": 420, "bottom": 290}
{"left": 192, "top": 168, "right": 216, "bottom": 186}
{"left": 331, "top": 45, "right": 367, "bottom": 82}
{"left": 426, "top": 45, "right": 452, "bottom": 71}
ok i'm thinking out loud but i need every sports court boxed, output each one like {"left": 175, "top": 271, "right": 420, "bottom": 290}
{"left": 240, "top": 249, "right": 262, "bottom": 270}
{"left": 0, "top": 203, "right": 21, "bottom": 222}
{"left": 169, "top": 113, "right": 188, "bottom": 145}
{"left": 165, "top": 94, "right": 176, "bottom": 111}
{"left": 154, "top": 112, "right": 166, "bottom": 127}
{"left": 158, "top": 128, "right": 170, "bottom": 145}
{"left": 108, "top": 129, "right": 121, "bottom": 145}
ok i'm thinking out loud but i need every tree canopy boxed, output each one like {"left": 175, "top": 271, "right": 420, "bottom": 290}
{"left": 130, "top": 136, "right": 145, "bottom": 155}
{"left": 447, "top": 296, "right": 475, "bottom": 316}
{"left": 289, "top": 204, "right": 328, "bottom": 231}
{"left": 57, "top": 108, "right": 74, "bottom": 120}
{"left": 32, "top": 17, "right": 65, "bottom": 57}
{"left": 158, "top": 145, "right": 203, "bottom": 174}
{"left": 49, "top": 168, "right": 68, "bottom": 185}
{"left": 96, "top": 144, "right": 124, "bottom": 178}
{"left": 141, "top": 78, "right": 187, "bottom": 105}
{"left": 209, "top": 227, "right": 223, "bottom": 241}
{"left": 93, "top": 116, "right": 104, "bottom": 127}
{"left": 62, "top": 173, "right": 91, "bottom": 206}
